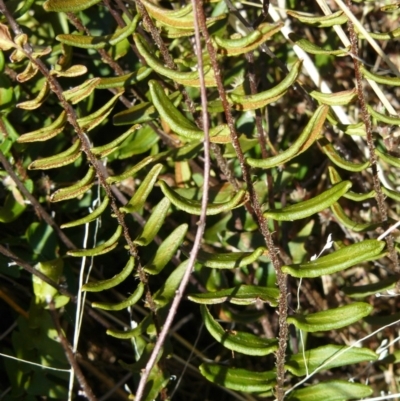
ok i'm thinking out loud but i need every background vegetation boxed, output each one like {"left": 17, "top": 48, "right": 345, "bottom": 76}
{"left": 0, "top": 0, "right": 400, "bottom": 400}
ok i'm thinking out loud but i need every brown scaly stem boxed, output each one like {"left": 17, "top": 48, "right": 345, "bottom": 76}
{"left": 345, "top": 0, "right": 399, "bottom": 279}
{"left": 196, "top": 2, "right": 287, "bottom": 399}
{"left": 48, "top": 300, "right": 98, "bottom": 401}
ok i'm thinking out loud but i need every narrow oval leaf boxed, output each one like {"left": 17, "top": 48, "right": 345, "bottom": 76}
{"left": 330, "top": 202, "right": 380, "bottom": 232}
{"left": 193, "top": 247, "right": 267, "bottom": 269}
{"left": 92, "top": 282, "right": 144, "bottom": 310}
{"left": 120, "top": 164, "right": 163, "bottom": 213}
{"left": 343, "top": 277, "right": 397, "bottom": 299}
{"left": 285, "top": 344, "right": 378, "bottom": 377}
{"left": 43, "top": 0, "right": 101, "bottom": 12}
{"left": 134, "top": 198, "right": 171, "bottom": 246}
{"left": 28, "top": 139, "right": 81, "bottom": 170}
{"left": 51, "top": 64, "right": 88, "bottom": 78}
{"left": 159, "top": 181, "right": 246, "bottom": 215}
{"left": 264, "top": 181, "right": 352, "bottom": 221}
{"left": 91, "top": 125, "right": 140, "bottom": 158}
{"left": 319, "top": 139, "right": 370, "bottom": 172}
{"left": 376, "top": 148, "right": 400, "bottom": 168}
{"left": 97, "top": 67, "right": 152, "bottom": 89}
{"left": 228, "top": 60, "right": 302, "bottom": 110}
{"left": 77, "top": 92, "right": 121, "bottom": 131}
{"left": 287, "top": 380, "right": 372, "bottom": 401}
{"left": 61, "top": 196, "right": 110, "bottom": 228}
{"left": 68, "top": 225, "right": 123, "bottom": 257}
{"left": 201, "top": 305, "right": 278, "bottom": 356}
{"left": 291, "top": 35, "right": 349, "bottom": 56}
{"left": 143, "top": 223, "right": 188, "bottom": 275}
{"left": 188, "top": 284, "right": 279, "bottom": 306}
{"left": 17, "top": 111, "right": 67, "bottom": 143}
{"left": 247, "top": 105, "right": 328, "bottom": 168}
{"left": 199, "top": 363, "right": 276, "bottom": 392}
{"left": 328, "top": 166, "right": 375, "bottom": 201}
{"left": 134, "top": 33, "right": 216, "bottom": 87}
{"left": 50, "top": 166, "right": 96, "bottom": 202}
{"left": 153, "top": 260, "right": 189, "bottom": 308}
{"left": 82, "top": 256, "right": 135, "bottom": 292}
{"left": 282, "top": 239, "right": 385, "bottom": 278}
{"left": 310, "top": 88, "right": 357, "bottom": 105}
{"left": 287, "top": 302, "right": 373, "bottom": 332}
{"left": 214, "top": 30, "right": 262, "bottom": 49}
{"left": 17, "top": 81, "right": 49, "bottom": 110}
{"left": 382, "top": 186, "right": 400, "bottom": 202}
{"left": 63, "top": 78, "right": 101, "bottom": 104}
{"left": 368, "top": 105, "right": 400, "bottom": 125}
{"left": 361, "top": 65, "right": 400, "bottom": 86}
{"left": 56, "top": 15, "right": 138, "bottom": 49}
{"left": 286, "top": 10, "right": 348, "bottom": 27}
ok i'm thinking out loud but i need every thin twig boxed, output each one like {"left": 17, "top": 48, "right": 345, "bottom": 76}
{"left": 48, "top": 300, "right": 98, "bottom": 401}
{"left": 133, "top": 0, "right": 211, "bottom": 399}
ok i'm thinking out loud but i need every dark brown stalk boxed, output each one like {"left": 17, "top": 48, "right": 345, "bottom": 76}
{"left": 133, "top": 0, "right": 212, "bottom": 399}
{"left": 48, "top": 301, "right": 98, "bottom": 401}
{"left": 196, "top": 3, "right": 287, "bottom": 399}
{"left": 345, "top": 0, "right": 399, "bottom": 277}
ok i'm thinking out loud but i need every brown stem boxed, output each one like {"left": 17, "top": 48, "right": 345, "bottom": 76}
{"left": 345, "top": 0, "right": 399, "bottom": 277}
{"left": 196, "top": 3, "right": 287, "bottom": 400}
{"left": 48, "top": 301, "right": 98, "bottom": 401}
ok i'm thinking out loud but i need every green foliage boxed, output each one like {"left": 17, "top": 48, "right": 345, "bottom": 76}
{"left": 0, "top": 0, "right": 399, "bottom": 400}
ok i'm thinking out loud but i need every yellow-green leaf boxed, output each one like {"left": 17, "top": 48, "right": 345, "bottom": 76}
{"left": 286, "top": 10, "right": 348, "bottom": 27}
{"left": 44, "top": 0, "right": 102, "bottom": 12}
{"left": 92, "top": 282, "right": 144, "bottom": 310}
{"left": 17, "top": 81, "right": 49, "bottom": 110}
{"left": 97, "top": 67, "right": 152, "bottom": 89}
{"left": 361, "top": 65, "right": 400, "bottom": 86}
{"left": 63, "top": 78, "right": 101, "bottom": 104}
{"left": 310, "top": 88, "right": 357, "bottom": 106}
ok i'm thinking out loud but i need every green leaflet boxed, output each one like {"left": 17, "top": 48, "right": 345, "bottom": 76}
{"left": 153, "top": 259, "right": 189, "bottom": 308}
{"left": 328, "top": 166, "right": 375, "bottom": 201}
{"left": 199, "top": 363, "right": 276, "bottom": 392}
{"left": 134, "top": 198, "right": 171, "bottom": 246}
{"left": 319, "top": 139, "right": 370, "bottom": 172}
{"left": 286, "top": 10, "right": 348, "bottom": 27}
{"left": 201, "top": 305, "right": 278, "bottom": 356}
{"left": 287, "top": 302, "right": 373, "bottom": 332}
{"left": 376, "top": 148, "right": 400, "bottom": 168}
{"left": 0, "top": 192, "right": 26, "bottom": 223}
{"left": 51, "top": 65, "right": 88, "bottom": 78}
{"left": 43, "top": 0, "right": 101, "bottom": 12}
{"left": 361, "top": 65, "right": 400, "bottom": 86}
{"left": 357, "top": 27, "right": 400, "bottom": 40}
{"left": 67, "top": 225, "right": 123, "bottom": 257}
{"left": 285, "top": 344, "right": 378, "bottom": 377}
{"left": 113, "top": 92, "right": 182, "bottom": 126}
{"left": 63, "top": 78, "right": 101, "bottom": 104}
{"left": 82, "top": 256, "right": 135, "bottom": 292}
{"left": 17, "top": 81, "right": 49, "bottom": 110}
{"left": 282, "top": 239, "right": 385, "bottom": 278}
{"left": 77, "top": 92, "right": 121, "bottom": 131}
{"left": 330, "top": 202, "right": 380, "bottom": 232}
{"left": 159, "top": 181, "right": 246, "bottom": 215}
{"left": 287, "top": 380, "right": 372, "bottom": 401}
{"left": 342, "top": 276, "right": 397, "bottom": 299}
{"left": 92, "top": 282, "right": 144, "bottom": 310}
{"left": 188, "top": 284, "right": 279, "bottom": 306}
{"left": 50, "top": 166, "right": 96, "bottom": 202}
{"left": 61, "top": 196, "right": 110, "bottom": 228}
{"left": 56, "top": 15, "right": 139, "bottom": 50}
{"left": 134, "top": 34, "right": 216, "bottom": 87}
{"left": 382, "top": 186, "right": 400, "bottom": 201}
{"left": 120, "top": 164, "right": 163, "bottom": 213}
{"left": 192, "top": 246, "right": 267, "bottom": 269}
{"left": 91, "top": 125, "right": 140, "bottom": 158}
{"left": 291, "top": 35, "right": 349, "bottom": 56}
{"left": 149, "top": 80, "right": 230, "bottom": 142}
{"left": 264, "top": 181, "right": 352, "bottom": 221}
{"left": 310, "top": 88, "right": 357, "bottom": 105}
{"left": 17, "top": 111, "right": 67, "bottom": 143}
{"left": 143, "top": 223, "right": 188, "bottom": 275}
{"left": 368, "top": 105, "right": 400, "bottom": 125}
{"left": 227, "top": 59, "right": 302, "bottom": 111}
{"left": 97, "top": 67, "right": 152, "bottom": 89}
{"left": 216, "top": 23, "right": 283, "bottom": 56}
{"left": 247, "top": 104, "right": 328, "bottom": 168}
{"left": 28, "top": 139, "right": 81, "bottom": 170}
